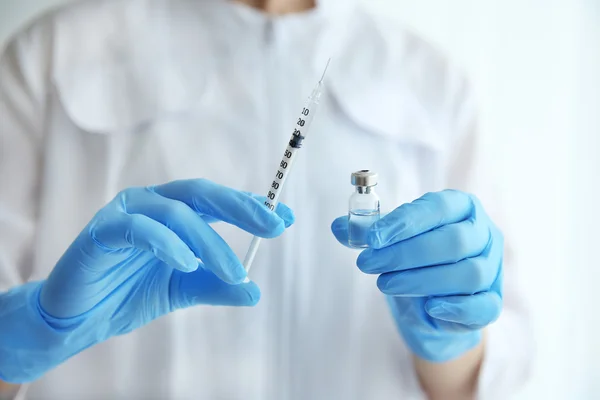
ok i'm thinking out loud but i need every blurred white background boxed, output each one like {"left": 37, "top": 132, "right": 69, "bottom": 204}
{"left": 1, "top": 0, "right": 598, "bottom": 398}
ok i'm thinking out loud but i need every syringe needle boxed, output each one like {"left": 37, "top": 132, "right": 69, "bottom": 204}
{"left": 319, "top": 58, "right": 331, "bottom": 84}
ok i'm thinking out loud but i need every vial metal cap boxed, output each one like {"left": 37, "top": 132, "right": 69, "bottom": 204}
{"left": 351, "top": 170, "right": 378, "bottom": 187}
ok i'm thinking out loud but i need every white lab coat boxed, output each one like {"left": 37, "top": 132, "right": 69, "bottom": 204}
{"left": 0, "top": 0, "right": 532, "bottom": 398}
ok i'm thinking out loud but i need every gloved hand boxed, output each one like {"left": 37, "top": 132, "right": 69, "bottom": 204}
{"left": 332, "top": 190, "right": 503, "bottom": 362}
{"left": 0, "top": 179, "right": 294, "bottom": 383}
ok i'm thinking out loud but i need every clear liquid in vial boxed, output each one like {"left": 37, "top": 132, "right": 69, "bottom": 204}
{"left": 348, "top": 209, "right": 380, "bottom": 248}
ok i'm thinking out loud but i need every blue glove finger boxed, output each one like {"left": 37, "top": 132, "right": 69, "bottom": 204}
{"left": 358, "top": 219, "right": 490, "bottom": 274}
{"left": 425, "top": 291, "right": 503, "bottom": 328}
{"left": 200, "top": 194, "right": 296, "bottom": 227}
{"left": 150, "top": 179, "right": 286, "bottom": 238}
{"left": 246, "top": 193, "right": 296, "bottom": 228}
{"left": 90, "top": 212, "right": 198, "bottom": 272}
{"left": 367, "top": 190, "right": 473, "bottom": 249}
{"left": 331, "top": 213, "right": 393, "bottom": 248}
{"left": 377, "top": 256, "right": 493, "bottom": 296}
{"left": 169, "top": 268, "right": 261, "bottom": 310}
{"left": 125, "top": 189, "right": 247, "bottom": 284}
{"left": 376, "top": 236, "right": 499, "bottom": 296}
{"left": 331, "top": 216, "right": 352, "bottom": 248}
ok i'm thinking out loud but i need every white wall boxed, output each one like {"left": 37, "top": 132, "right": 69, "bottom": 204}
{"left": 1, "top": 1, "right": 598, "bottom": 398}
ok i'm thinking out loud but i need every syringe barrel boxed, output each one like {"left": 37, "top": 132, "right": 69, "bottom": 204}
{"left": 243, "top": 82, "right": 325, "bottom": 272}
{"left": 262, "top": 93, "right": 321, "bottom": 212}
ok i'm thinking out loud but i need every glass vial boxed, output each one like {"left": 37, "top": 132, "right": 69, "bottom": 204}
{"left": 348, "top": 170, "right": 381, "bottom": 248}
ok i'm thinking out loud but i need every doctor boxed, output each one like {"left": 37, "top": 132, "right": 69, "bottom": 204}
{"left": 0, "top": 0, "right": 531, "bottom": 399}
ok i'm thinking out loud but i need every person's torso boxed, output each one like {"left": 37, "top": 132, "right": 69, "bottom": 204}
{"left": 18, "top": 0, "right": 457, "bottom": 398}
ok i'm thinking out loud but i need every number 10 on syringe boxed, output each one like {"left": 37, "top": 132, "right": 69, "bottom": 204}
{"left": 242, "top": 59, "right": 331, "bottom": 273}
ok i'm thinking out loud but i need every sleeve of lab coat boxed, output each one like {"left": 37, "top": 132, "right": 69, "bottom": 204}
{"left": 444, "top": 77, "right": 534, "bottom": 398}
{"left": 0, "top": 28, "right": 49, "bottom": 399}
{"left": 0, "top": 33, "right": 45, "bottom": 294}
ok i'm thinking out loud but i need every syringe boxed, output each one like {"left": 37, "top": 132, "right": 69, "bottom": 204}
{"left": 243, "top": 59, "right": 331, "bottom": 273}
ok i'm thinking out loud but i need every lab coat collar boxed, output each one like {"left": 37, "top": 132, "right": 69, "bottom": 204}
{"left": 310, "top": 4, "right": 443, "bottom": 150}
{"left": 51, "top": 0, "right": 441, "bottom": 149}
{"left": 210, "top": 1, "right": 437, "bottom": 148}
{"left": 315, "top": 0, "right": 358, "bottom": 20}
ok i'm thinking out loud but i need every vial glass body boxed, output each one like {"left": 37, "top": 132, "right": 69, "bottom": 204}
{"left": 348, "top": 187, "right": 380, "bottom": 248}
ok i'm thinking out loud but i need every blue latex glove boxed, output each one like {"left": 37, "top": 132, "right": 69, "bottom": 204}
{"left": 0, "top": 179, "right": 294, "bottom": 383}
{"left": 332, "top": 190, "right": 503, "bottom": 362}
